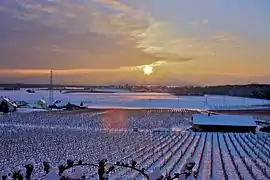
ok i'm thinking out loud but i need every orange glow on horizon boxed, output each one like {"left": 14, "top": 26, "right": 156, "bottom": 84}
{"left": 0, "top": 68, "right": 132, "bottom": 75}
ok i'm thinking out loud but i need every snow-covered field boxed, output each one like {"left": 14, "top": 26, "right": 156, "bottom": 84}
{"left": 1, "top": 90, "right": 270, "bottom": 179}
{"left": 0, "top": 110, "right": 269, "bottom": 179}
{"left": 1, "top": 89, "right": 270, "bottom": 110}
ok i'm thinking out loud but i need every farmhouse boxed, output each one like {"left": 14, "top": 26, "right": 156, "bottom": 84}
{"left": 192, "top": 114, "right": 257, "bottom": 133}
{"left": 0, "top": 97, "right": 17, "bottom": 113}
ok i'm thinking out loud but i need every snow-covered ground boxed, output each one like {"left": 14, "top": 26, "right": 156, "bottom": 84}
{"left": 0, "top": 110, "right": 193, "bottom": 179}
{"left": 1, "top": 90, "right": 270, "bottom": 179}
{"left": 1, "top": 89, "right": 270, "bottom": 111}
{"left": 0, "top": 110, "right": 269, "bottom": 179}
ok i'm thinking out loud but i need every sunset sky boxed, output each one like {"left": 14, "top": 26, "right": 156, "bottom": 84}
{"left": 1, "top": 0, "right": 270, "bottom": 85}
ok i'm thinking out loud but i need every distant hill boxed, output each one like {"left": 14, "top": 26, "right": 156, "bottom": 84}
{"left": 169, "top": 84, "right": 270, "bottom": 100}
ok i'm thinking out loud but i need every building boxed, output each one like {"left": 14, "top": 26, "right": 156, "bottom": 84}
{"left": 0, "top": 97, "right": 17, "bottom": 112}
{"left": 192, "top": 114, "right": 257, "bottom": 133}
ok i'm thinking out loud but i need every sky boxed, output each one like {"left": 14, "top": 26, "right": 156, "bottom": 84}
{"left": 0, "top": 0, "right": 270, "bottom": 85}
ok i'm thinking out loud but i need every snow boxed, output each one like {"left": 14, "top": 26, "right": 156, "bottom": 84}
{"left": 193, "top": 114, "right": 257, "bottom": 126}
{"left": 1, "top": 90, "right": 270, "bottom": 112}
{"left": 44, "top": 171, "right": 60, "bottom": 180}
{"left": 168, "top": 134, "right": 197, "bottom": 176}
{"left": 15, "top": 108, "right": 48, "bottom": 113}
{"left": 218, "top": 133, "right": 239, "bottom": 179}
{"left": 1, "top": 96, "right": 270, "bottom": 180}
{"left": 148, "top": 168, "right": 163, "bottom": 179}
{"left": 0, "top": 97, "right": 17, "bottom": 111}
{"left": 153, "top": 127, "right": 171, "bottom": 132}
{"left": 1, "top": 112, "right": 269, "bottom": 180}
{"left": 212, "top": 133, "right": 224, "bottom": 179}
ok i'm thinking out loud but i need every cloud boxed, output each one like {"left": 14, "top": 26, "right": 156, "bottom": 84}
{"left": 2, "top": 0, "right": 268, "bottom": 86}
{"left": 0, "top": 0, "right": 158, "bottom": 68}
{"left": 190, "top": 19, "right": 209, "bottom": 26}
{"left": 132, "top": 61, "right": 167, "bottom": 70}
{"left": 201, "top": 19, "right": 209, "bottom": 25}
{"left": 0, "top": 0, "right": 203, "bottom": 72}
{"left": 0, "top": 68, "right": 128, "bottom": 75}
{"left": 212, "top": 32, "right": 236, "bottom": 42}
{"left": 26, "top": 0, "right": 206, "bottom": 63}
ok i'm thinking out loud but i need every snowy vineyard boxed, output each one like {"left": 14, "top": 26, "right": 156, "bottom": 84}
{"left": 110, "top": 132, "right": 270, "bottom": 180}
{"left": 0, "top": 111, "right": 269, "bottom": 179}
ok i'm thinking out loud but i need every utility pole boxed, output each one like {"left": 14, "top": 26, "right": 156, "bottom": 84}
{"left": 49, "top": 70, "right": 54, "bottom": 106}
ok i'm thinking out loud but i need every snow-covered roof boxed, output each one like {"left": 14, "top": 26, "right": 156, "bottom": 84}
{"left": 0, "top": 98, "right": 17, "bottom": 107}
{"left": 193, "top": 114, "right": 257, "bottom": 127}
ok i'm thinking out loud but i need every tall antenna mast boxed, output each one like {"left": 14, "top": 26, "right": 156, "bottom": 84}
{"left": 49, "top": 70, "right": 54, "bottom": 105}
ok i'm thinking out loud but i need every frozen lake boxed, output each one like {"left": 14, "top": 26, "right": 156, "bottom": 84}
{"left": 1, "top": 89, "right": 269, "bottom": 110}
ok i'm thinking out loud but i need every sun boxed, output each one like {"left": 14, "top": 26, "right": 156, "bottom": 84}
{"left": 143, "top": 65, "right": 153, "bottom": 75}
